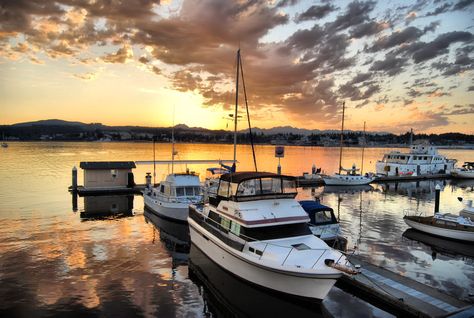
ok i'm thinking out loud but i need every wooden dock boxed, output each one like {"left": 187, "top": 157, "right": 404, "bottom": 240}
{"left": 338, "top": 255, "right": 471, "bottom": 318}
{"left": 69, "top": 184, "right": 148, "bottom": 196}
{"left": 297, "top": 173, "right": 452, "bottom": 187}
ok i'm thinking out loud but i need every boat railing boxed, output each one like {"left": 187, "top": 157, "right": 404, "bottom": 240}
{"left": 403, "top": 209, "right": 425, "bottom": 217}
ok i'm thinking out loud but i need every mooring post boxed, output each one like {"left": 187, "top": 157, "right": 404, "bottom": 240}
{"left": 72, "top": 166, "right": 77, "bottom": 192}
{"left": 434, "top": 184, "right": 441, "bottom": 214}
{"left": 312, "top": 164, "right": 316, "bottom": 175}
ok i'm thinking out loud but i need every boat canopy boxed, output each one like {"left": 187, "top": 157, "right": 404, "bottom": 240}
{"left": 299, "top": 201, "right": 337, "bottom": 225}
{"left": 216, "top": 171, "right": 297, "bottom": 201}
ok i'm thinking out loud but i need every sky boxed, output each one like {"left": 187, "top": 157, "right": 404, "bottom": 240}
{"left": 0, "top": 0, "right": 473, "bottom": 134}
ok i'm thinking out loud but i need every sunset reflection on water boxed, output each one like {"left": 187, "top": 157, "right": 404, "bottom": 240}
{"left": 0, "top": 142, "right": 473, "bottom": 316}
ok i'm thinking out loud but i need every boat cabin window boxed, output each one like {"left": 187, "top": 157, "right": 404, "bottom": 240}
{"left": 176, "top": 187, "right": 185, "bottom": 197}
{"left": 314, "top": 210, "right": 333, "bottom": 223}
{"left": 241, "top": 223, "right": 311, "bottom": 241}
{"left": 218, "top": 180, "right": 230, "bottom": 197}
{"left": 235, "top": 177, "right": 296, "bottom": 196}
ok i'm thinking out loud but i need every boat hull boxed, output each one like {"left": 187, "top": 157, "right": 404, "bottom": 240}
{"left": 188, "top": 218, "right": 339, "bottom": 300}
{"left": 376, "top": 161, "right": 455, "bottom": 177}
{"left": 143, "top": 193, "right": 189, "bottom": 222}
{"left": 404, "top": 218, "right": 474, "bottom": 242}
{"left": 322, "top": 175, "right": 374, "bottom": 186}
{"left": 451, "top": 170, "right": 474, "bottom": 179}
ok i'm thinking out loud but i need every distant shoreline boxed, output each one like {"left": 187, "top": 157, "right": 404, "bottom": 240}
{"left": 3, "top": 140, "right": 474, "bottom": 150}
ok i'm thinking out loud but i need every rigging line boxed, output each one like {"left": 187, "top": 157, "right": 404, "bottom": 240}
{"left": 361, "top": 121, "right": 366, "bottom": 174}
{"left": 233, "top": 49, "right": 240, "bottom": 166}
{"left": 238, "top": 51, "right": 258, "bottom": 172}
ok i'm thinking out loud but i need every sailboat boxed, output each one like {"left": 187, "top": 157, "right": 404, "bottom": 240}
{"left": 143, "top": 121, "right": 203, "bottom": 222}
{"left": 1, "top": 132, "right": 8, "bottom": 148}
{"left": 188, "top": 50, "right": 356, "bottom": 301}
{"left": 322, "top": 103, "right": 374, "bottom": 186}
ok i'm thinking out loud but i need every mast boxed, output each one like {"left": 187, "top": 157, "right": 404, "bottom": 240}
{"left": 233, "top": 49, "right": 240, "bottom": 165}
{"left": 361, "top": 121, "right": 366, "bottom": 174}
{"left": 239, "top": 51, "right": 258, "bottom": 172}
{"left": 171, "top": 107, "right": 175, "bottom": 174}
{"left": 338, "top": 101, "right": 345, "bottom": 174}
{"left": 153, "top": 135, "right": 156, "bottom": 185}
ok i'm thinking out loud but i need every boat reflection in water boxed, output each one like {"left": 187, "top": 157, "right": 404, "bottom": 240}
{"left": 79, "top": 195, "right": 134, "bottom": 220}
{"left": 450, "top": 178, "right": 474, "bottom": 190}
{"left": 189, "top": 245, "right": 391, "bottom": 318}
{"left": 403, "top": 229, "right": 474, "bottom": 261}
{"left": 322, "top": 184, "right": 373, "bottom": 195}
{"left": 188, "top": 245, "right": 327, "bottom": 317}
{"left": 144, "top": 209, "right": 190, "bottom": 268}
{"left": 377, "top": 180, "right": 445, "bottom": 198}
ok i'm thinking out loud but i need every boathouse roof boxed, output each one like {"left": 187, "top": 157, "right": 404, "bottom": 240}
{"left": 80, "top": 161, "right": 136, "bottom": 170}
{"left": 220, "top": 171, "right": 295, "bottom": 183}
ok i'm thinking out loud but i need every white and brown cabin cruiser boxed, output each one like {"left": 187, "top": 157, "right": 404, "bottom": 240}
{"left": 188, "top": 171, "right": 356, "bottom": 301}
{"left": 143, "top": 172, "right": 202, "bottom": 222}
{"left": 376, "top": 143, "right": 456, "bottom": 177}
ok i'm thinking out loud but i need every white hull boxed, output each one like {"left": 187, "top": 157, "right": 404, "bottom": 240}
{"left": 322, "top": 175, "right": 374, "bottom": 186}
{"left": 188, "top": 219, "right": 340, "bottom": 300}
{"left": 143, "top": 193, "right": 189, "bottom": 222}
{"left": 404, "top": 218, "right": 474, "bottom": 242}
{"left": 376, "top": 162, "right": 455, "bottom": 177}
{"left": 451, "top": 170, "right": 474, "bottom": 179}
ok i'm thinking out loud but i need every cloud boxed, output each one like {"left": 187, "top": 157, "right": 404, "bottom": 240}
{"left": 102, "top": 45, "right": 133, "bottom": 63}
{"left": 452, "top": 0, "right": 474, "bottom": 10}
{"left": 327, "top": 1, "right": 376, "bottom": 32}
{"left": 440, "top": 104, "right": 474, "bottom": 115}
{"left": 73, "top": 72, "right": 97, "bottom": 81}
{"left": 370, "top": 54, "right": 409, "bottom": 76}
{"left": 412, "top": 31, "right": 473, "bottom": 63}
{"left": 425, "top": 3, "right": 452, "bottom": 16}
{"left": 368, "top": 26, "right": 425, "bottom": 52}
{"left": 350, "top": 21, "right": 388, "bottom": 39}
{"left": 295, "top": 4, "right": 336, "bottom": 22}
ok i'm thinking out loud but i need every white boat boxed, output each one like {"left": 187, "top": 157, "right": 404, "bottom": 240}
{"left": 376, "top": 142, "right": 456, "bottom": 177}
{"left": 322, "top": 165, "right": 375, "bottom": 186}
{"left": 403, "top": 213, "right": 474, "bottom": 242}
{"left": 188, "top": 171, "right": 356, "bottom": 300}
{"left": 451, "top": 162, "right": 474, "bottom": 179}
{"left": 143, "top": 172, "right": 202, "bottom": 222}
{"left": 458, "top": 197, "right": 474, "bottom": 219}
{"left": 323, "top": 104, "right": 374, "bottom": 186}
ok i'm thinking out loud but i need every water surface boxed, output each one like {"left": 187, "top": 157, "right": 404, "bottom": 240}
{"left": 0, "top": 142, "right": 472, "bottom": 317}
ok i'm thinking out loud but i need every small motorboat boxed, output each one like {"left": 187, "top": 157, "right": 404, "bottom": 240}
{"left": 451, "top": 162, "right": 474, "bottom": 179}
{"left": 403, "top": 213, "right": 474, "bottom": 242}
{"left": 299, "top": 200, "right": 347, "bottom": 250}
{"left": 458, "top": 197, "right": 474, "bottom": 219}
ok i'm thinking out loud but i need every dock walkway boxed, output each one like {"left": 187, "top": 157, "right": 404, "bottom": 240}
{"left": 339, "top": 256, "right": 470, "bottom": 317}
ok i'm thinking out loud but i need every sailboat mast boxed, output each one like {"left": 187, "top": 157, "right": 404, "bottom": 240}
{"left": 361, "top": 121, "right": 366, "bottom": 174}
{"left": 338, "top": 101, "right": 345, "bottom": 174}
{"left": 233, "top": 49, "right": 240, "bottom": 165}
{"left": 171, "top": 108, "right": 175, "bottom": 174}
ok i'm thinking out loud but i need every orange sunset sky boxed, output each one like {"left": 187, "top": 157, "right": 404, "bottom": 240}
{"left": 0, "top": 0, "right": 473, "bottom": 134}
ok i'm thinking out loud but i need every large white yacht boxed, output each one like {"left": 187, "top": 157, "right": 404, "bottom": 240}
{"left": 376, "top": 143, "right": 456, "bottom": 176}
{"left": 188, "top": 171, "right": 356, "bottom": 300}
{"left": 143, "top": 172, "right": 202, "bottom": 222}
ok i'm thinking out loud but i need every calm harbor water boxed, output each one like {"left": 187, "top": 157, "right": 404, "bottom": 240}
{"left": 0, "top": 142, "right": 473, "bottom": 317}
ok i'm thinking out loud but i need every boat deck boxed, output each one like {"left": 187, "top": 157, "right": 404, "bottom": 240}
{"left": 338, "top": 255, "right": 471, "bottom": 317}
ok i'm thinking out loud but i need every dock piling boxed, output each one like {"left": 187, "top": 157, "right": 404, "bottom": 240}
{"left": 72, "top": 166, "right": 77, "bottom": 192}
{"left": 434, "top": 184, "right": 441, "bottom": 213}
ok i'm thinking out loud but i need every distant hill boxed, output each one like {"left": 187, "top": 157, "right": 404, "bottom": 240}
{"left": 11, "top": 119, "right": 106, "bottom": 130}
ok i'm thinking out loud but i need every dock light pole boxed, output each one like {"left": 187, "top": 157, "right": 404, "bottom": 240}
{"left": 434, "top": 184, "right": 441, "bottom": 214}
{"left": 72, "top": 166, "right": 77, "bottom": 192}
